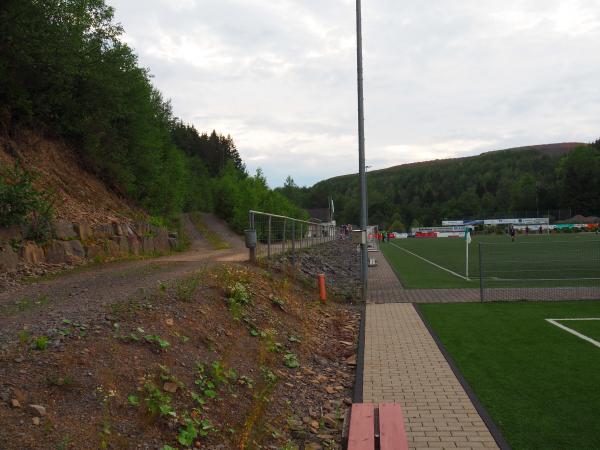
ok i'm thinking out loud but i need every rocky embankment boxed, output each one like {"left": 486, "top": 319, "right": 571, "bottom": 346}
{"left": 0, "top": 220, "right": 179, "bottom": 290}
{"left": 273, "top": 239, "right": 361, "bottom": 301}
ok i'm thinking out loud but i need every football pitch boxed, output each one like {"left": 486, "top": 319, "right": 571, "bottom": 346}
{"left": 419, "top": 301, "right": 600, "bottom": 450}
{"left": 380, "top": 233, "right": 600, "bottom": 289}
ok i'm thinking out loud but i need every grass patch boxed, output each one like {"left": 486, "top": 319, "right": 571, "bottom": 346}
{"left": 190, "top": 212, "right": 230, "bottom": 250}
{"left": 381, "top": 233, "right": 600, "bottom": 289}
{"left": 552, "top": 319, "right": 600, "bottom": 342}
{"left": 0, "top": 294, "right": 51, "bottom": 316}
{"left": 380, "top": 242, "right": 473, "bottom": 288}
{"left": 418, "top": 300, "right": 600, "bottom": 450}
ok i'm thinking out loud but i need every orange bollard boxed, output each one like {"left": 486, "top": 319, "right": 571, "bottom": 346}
{"left": 318, "top": 274, "right": 327, "bottom": 303}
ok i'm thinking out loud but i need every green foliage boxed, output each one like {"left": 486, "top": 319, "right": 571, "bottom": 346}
{"left": 33, "top": 335, "right": 50, "bottom": 351}
{"left": 0, "top": 165, "right": 53, "bottom": 237}
{"left": 557, "top": 144, "right": 600, "bottom": 216}
{"left": 143, "top": 383, "right": 175, "bottom": 418}
{"left": 280, "top": 144, "right": 600, "bottom": 227}
{"left": 228, "top": 282, "right": 251, "bottom": 305}
{"left": 178, "top": 416, "right": 213, "bottom": 446}
{"left": 1, "top": 0, "right": 306, "bottom": 228}
{"left": 283, "top": 352, "right": 300, "bottom": 368}
{"left": 144, "top": 334, "right": 170, "bottom": 350}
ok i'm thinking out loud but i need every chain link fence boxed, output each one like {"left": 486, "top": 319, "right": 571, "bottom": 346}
{"left": 248, "top": 210, "right": 340, "bottom": 260}
{"left": 247, "top": 210, "right": 362, "bottom": 301}
{"left": 479, "top": 240, "right": 600, "bottom": 302}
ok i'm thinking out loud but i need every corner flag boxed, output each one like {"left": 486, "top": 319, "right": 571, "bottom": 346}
{"left": 464, "top": 228, "right": 471, "bottom": 279}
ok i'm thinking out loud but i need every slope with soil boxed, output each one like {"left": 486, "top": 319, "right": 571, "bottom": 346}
{"left": 1, "top": 130, "right": 142, "bottom": 225}
{"left": 0, "top": 263, "right": 359, "bottom": 449}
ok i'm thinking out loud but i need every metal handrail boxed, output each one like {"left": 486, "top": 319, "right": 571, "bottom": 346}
{"left": 248, "top": 210, "right": 328, "bottom": 227}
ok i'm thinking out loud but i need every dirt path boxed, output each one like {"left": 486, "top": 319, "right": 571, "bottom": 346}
{"left": 0, "top": 213, "right": 248, "bottom": 347}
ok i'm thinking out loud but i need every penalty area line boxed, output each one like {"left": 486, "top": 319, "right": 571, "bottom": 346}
{"left": 388, "top": 241, "right": 470, "bottom": 281}
{"left": 546, "top": 318, "right": 600, "bottom": 349}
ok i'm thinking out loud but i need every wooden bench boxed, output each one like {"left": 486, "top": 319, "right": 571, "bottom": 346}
{"left": 344, "top": 403, "right": 408, "bottom": 450}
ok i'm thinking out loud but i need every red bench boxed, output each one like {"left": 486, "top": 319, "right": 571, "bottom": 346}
{"left": 345, "top": 403, "right": 408, "bottom": 450}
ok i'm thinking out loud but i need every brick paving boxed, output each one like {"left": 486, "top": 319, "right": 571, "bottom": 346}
{"left": 362, "top": 252, "right": 500, "bottom": 449}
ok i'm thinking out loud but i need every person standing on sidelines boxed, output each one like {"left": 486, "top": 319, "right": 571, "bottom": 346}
{"left": 510, "top": 225, "right": 516, "bottom": 242}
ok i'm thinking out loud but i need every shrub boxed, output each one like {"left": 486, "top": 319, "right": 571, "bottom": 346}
{"left": 0, "top": 164, "right": 53, "bottom": 236}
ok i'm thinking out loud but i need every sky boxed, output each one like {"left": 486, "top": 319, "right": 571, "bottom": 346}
{"left": 108, "top": 0, "right": 600, "bottom": 187}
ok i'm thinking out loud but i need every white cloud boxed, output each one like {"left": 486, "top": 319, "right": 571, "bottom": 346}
{"left": 108, "top": 0, "right": 600, "bottom": 187}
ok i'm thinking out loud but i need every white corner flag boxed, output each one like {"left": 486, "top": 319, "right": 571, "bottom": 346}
{"left": 465, "top": 228, "right": 471, "bottom": 279}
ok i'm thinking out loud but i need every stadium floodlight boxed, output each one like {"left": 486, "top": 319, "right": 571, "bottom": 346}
{"left": 356, "top": 0, "right": 369, "bottom": 301}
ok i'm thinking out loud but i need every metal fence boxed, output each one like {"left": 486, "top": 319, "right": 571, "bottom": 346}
{"left": 479, "top": 240, "right": 600, "bottom": 302}
{"left": 248, "top": 210, "right": 340, "bottom": 260}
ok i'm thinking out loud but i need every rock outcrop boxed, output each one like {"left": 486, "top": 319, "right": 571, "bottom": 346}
{"left": 0, "top": 219, "right": 179, "bottom": 272}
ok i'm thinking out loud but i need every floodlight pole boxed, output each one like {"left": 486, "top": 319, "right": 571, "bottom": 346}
{"left": 356, "top": 0, "right": 369, "bottom": 302}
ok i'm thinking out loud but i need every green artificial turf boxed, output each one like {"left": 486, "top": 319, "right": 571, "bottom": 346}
{"left": 419, "top": 301, "right": 600, "bottom": 450}
{"left": 380, "top": 241, "right": 475, "bottom": 288}
{"left": 381, "top": 234, "right": 600, "bottom": 289}
{"left": 554, "top": 319, "right": 600, "bottom": 342}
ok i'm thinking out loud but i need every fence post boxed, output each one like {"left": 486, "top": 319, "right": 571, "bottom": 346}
{"left": 292, "top": 220, "right": 296, "bottom": 261}
{"left": 267, "top": 215, "right": 272, "bottom": 259}
{"left": 282, "top": 219, "right": 286, "bottom": 254}
{"left": 479, "top": 242, "right": 484, "bottom": 303}
{"left": 248, "top": 211, "right": 255, "bottom": 262}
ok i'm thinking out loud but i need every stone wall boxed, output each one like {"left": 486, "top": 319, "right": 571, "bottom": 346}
{"left": 0, "top": 219, "right": 179, "bottom": 272}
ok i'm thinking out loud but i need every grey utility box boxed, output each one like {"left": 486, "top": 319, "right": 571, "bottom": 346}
{"left": 352, "top": 229, "right": 367, "bottom": 245}
{"left": 244, "top": 229, "right": 257, "bottom": 249}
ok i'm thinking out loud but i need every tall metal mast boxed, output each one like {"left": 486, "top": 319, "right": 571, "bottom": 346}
{"left": 356, "top": 0, "right": 368, "bottom": 301}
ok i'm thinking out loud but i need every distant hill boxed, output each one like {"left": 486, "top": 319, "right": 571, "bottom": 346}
{"left": 281, "top": 141, "right": 599, "bottom": 229}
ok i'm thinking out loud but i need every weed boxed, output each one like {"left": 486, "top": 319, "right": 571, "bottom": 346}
{"left": 263, "top": 328, "right": 280, "bottom": 353}
{"left": 128, "top": 395, "right": 140, "bottom": 406}
{"left": 56, "top": 436, "right": 72, "bottom": 450}
{"left": 283, "top": 352, "right": 299, "bottom": 369}
{"left": 239, "top": 375, "right": 254, "bottom": 389}
{"left": 270, "top": 296, "right": 286, "bottom": 310}
{"left": 178, "top": 415, "right": 214, "bottom": 446}
{"left": 226, "top": 282, "right": 252, "bottom": 321}
{"left": 144, "top": 334, "right": 170, "bottom": 350}
{"left": 260, "top": 366, "right": 278, "bottom": 386}
{"left": 34, "top": 335, "right": 50, "bottom": 351}
{"left": 18, "top": 329, "right": 30, "bottom": 345}
{"left": 176, "top": 275, "right": 200, "bottom": 302}
{"left": 2, "top": 294, "right": 50, "bottom": 316}
{"left": 228, "top": 298, "right": 243, "bottom": 321}
{"left": 228, "top": 282, "right": 251, "bottom": 305}
{"left": 178, "top": 418, "right": 198, "bottom": 446}
{"left": 144, "top": 383, "right": 176, "bottom": 418}
{"left": 288, "top": 335, "right": 302, "bottom": 343}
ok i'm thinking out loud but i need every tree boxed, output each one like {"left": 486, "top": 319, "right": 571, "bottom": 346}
{"left": 557, "top": 144, "right": 600, "bottom": 215}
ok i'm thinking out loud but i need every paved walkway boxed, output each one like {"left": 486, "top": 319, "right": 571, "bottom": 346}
{"left": 362, "top": 252, "right": 500, "bottom": 450}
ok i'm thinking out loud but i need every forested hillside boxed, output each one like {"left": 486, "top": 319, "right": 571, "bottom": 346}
{"left": 279, "top": 142, "right": 600, "bottom": 229}
{"left": 0, "top": 0, "right": 305, "bottom": 233}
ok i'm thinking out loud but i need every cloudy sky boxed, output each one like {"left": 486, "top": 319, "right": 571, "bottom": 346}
{"left": 108, "top": 0, "right": 600, "bottom": 187}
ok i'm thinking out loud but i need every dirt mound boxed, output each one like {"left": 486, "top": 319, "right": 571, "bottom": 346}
{"left": 0, "top": 130, "right": 143, "bottom": 226}
{"left": 0, "top": 263, "right": 359, "bottom": 449}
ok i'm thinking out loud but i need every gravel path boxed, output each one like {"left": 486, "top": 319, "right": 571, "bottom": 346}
{"left": 0, "top": 213, "right": 247, "bottom": 347}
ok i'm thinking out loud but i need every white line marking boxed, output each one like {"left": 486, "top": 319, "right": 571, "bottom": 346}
{"left": 546, "top": 318, "right": 600, "bottom": 348}
{"left": 388, "top": 242, "right": 470, "bottom": 281}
